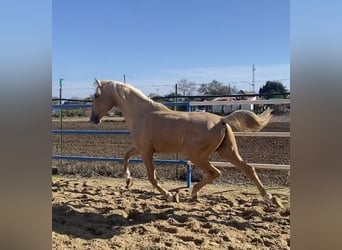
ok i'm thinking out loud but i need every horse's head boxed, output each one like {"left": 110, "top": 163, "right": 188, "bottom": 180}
{"left": 90, "top": 78, "right": 115, "bottom": 124}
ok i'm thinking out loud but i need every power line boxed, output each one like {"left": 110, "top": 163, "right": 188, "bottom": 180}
{"left": 52, "top": 79, "right": 290, "bottom": 93}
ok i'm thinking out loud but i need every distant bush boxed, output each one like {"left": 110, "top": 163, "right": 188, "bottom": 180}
{"left": 52, "top": 109, "right": 87, "bottom": 118}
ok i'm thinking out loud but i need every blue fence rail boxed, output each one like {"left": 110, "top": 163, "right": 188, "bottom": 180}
{"left": 52, "top": 104, "right": 93, "bottom": 109}
{"left": 52, "top": 154, "right": 192, "bottom": 188}
{"left": 52, "top": 102, "right": 193, "bottom": 187}
{"left": 52, "top": 102, "right": 190, "bottom": 111}
{"left": 52, "top": 129, "right": 131, "bottom": 135}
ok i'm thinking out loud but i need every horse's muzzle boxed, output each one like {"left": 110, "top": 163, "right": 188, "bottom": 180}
{"left": 90, "top": 115, "right": 100, "bottom": 124}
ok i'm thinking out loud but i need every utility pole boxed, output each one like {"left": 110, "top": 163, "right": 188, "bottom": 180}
{"left": 59, "top": 78, "right": 63, "bottom": 166}
{"left": 123, "top": 74, "right": 126, "bottom": 83}
{"left": 252, "top": 64, "right": 256, "bottom": 93}
{"left": 175, "top": 84, "right": 178, "bottom": 111}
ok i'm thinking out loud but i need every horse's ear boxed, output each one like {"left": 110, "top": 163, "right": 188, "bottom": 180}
{"left": 95, "top": 86, "right": 101, "bottom": 97}
{"left": 95, "top": 78, "right": 102, "bottom": 88}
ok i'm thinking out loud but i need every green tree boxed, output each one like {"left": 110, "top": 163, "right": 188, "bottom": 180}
{"left": 198, "top": 80, "right": 234, "bottom": 95}
{"left": 259, "top": 81, "right": 289, "bottom": 99}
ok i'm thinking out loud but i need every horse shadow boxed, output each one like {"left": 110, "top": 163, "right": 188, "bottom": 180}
{"left": 52, "top": 202, "right": 181, "bottom": 240}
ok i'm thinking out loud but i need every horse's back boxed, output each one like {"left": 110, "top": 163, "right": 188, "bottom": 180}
{"left": 147, "top": 110, "right": 222, "bottom": 131}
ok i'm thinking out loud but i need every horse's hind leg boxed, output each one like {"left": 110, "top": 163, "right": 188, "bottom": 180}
{"left": 189, "top": 158, "right": 221, "bottom": 201}
{"left": 217, "top": 127, "right": 283, "bottom": 207}
{"left": 123, "top": 147, "right": 139, "bottom": 189}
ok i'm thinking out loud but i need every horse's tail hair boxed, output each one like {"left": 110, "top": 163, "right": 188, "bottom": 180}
{"left": 221, "top": 108, "right": 272, "bottom": 132}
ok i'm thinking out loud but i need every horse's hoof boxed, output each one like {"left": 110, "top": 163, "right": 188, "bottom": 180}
{"left": 271, "top": 196, "right": 283, "bottom": 208}
{"left": 173, "top": 193, "right": 180, "bottom": 203}
{"left": 264, "top": 193, "right": 273, "bottom": 202}
{"left": 125, "top": 178, "right": 133, "bottom": 189}
{"left": 264, "top": 193, "right": 283, "bottom": 208}
{"left": 190, "top": 194, "right": 198, "bottom": 202}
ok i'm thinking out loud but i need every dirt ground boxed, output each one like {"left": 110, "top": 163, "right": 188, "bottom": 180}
{"left": 52, "top": 176, "right": 290, "bottom": 250}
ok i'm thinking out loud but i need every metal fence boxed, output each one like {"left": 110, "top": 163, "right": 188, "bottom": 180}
{"left": 52, "top": 99, "right": 290, "bottom": 188}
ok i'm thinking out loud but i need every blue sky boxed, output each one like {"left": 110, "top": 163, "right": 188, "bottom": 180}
{"left": 53, "top": 0, "right": 289, "bottom": 98}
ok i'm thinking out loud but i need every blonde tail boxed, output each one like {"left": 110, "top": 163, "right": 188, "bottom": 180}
{"left": 221, "top": 109, "right": 272, "bottom": 132}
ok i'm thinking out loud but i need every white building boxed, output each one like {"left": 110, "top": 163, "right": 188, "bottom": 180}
{"left": 211, "top": 95, "right": 256, "bottom": 114}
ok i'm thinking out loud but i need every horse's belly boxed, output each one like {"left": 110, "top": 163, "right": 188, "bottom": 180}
{"left": 143, "top": 112, "right": 224, "bottom": 154}
{"left": 151, "top": 136, "right": 183, "bottom": 153}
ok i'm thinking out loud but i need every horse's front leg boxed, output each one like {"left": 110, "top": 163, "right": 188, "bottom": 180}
{"left": 142, "top": 153, "right": 179, "bottom": 202}
{"left": 123, "top": 147, "right": 139, "bottom": 189}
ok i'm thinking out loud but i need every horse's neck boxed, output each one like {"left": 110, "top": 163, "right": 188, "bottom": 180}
{"left": 118, "top": 93, "right": 164, "bottom": 131}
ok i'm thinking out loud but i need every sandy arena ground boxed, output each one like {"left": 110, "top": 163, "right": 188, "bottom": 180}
{"left": 52, "top": 176, "right": 290, "bottom": 249}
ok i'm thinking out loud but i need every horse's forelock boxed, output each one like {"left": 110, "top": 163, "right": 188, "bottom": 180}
{"left": 93, "top": 80, "right": 113, "bottom": 97}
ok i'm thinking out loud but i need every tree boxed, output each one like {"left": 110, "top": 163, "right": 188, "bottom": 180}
{"left": 176, "top": 78, "right": 197, "bottom": 96}
{"left": 259, "top": 81, "right": 289, "bottom": 99}
{"left": 198, "top": 80, "right": 237, "bottom": 95}
{"left": 148, "top": 93, "right": 162, "bottom": 99}
{"left": 163, "top": 92, "right": 183, "bottom": 102}
{"left": 258, "top": 81, "right": 290, "bottom": 115}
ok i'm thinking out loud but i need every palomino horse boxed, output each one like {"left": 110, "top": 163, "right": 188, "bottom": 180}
{"left": 90, "top": 79, "right": 282, "bottom": 207}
